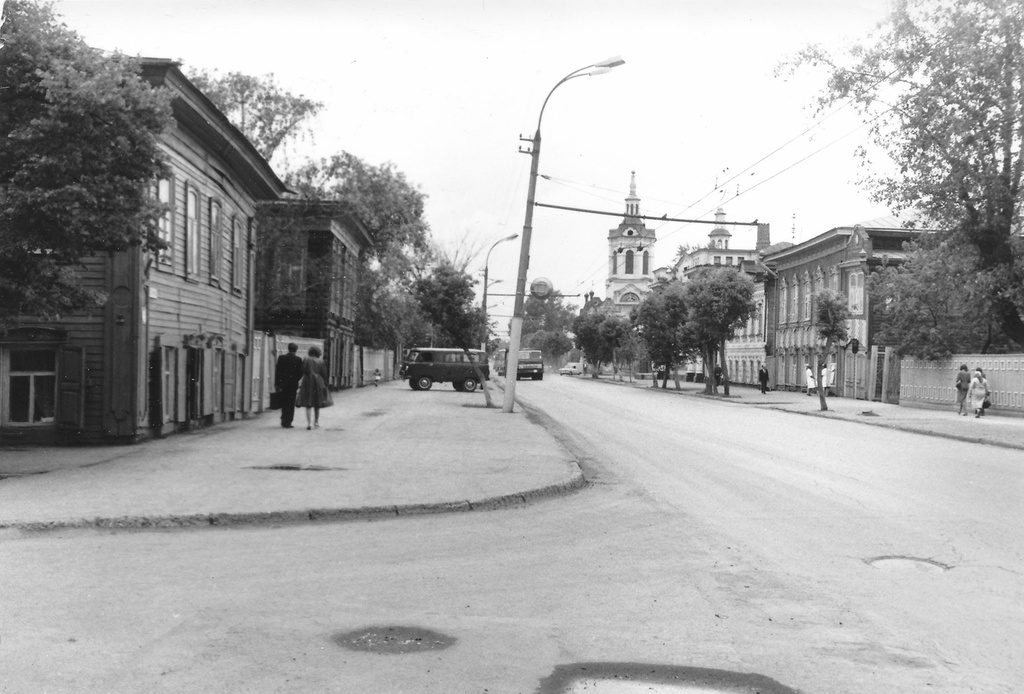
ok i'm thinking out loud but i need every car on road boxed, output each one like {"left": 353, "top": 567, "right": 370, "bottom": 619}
{"left": 401, "top": 348, "right": 489, "bottom": 392}
{"left": 558, "top": 362, "right": 583, "bottom": 376}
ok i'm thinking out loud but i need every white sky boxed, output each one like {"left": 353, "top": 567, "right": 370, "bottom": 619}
{"left": 50, "top": 0, "right": 896, "bottom": 336}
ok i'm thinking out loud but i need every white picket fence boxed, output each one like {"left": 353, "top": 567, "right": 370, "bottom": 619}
{"left": 899, "top": 354, "right": 1024, "bottom": 414}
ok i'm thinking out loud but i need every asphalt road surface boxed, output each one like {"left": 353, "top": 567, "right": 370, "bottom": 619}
{"left": 1, "top": 376, "right": 1020, "bottom": 693}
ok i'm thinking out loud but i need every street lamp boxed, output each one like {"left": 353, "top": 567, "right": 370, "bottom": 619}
{"left": 482, "top": 234, "right": 518, "bottom": 351}
{"left": 502, "top": 56, "right": 625, "bottom": 413}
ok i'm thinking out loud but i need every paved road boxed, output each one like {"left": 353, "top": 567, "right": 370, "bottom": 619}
{"left": 1, "top": 376, "right": 1020, "bottom": 693}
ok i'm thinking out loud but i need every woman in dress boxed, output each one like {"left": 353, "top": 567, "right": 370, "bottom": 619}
{"left": 296, "top": 346, "right": 330, "bottom": 429}
{"left": 967, "top": 367, "right": 990, "bottom": 419}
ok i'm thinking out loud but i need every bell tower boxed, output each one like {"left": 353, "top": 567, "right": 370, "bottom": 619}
{"left": 605, "top": 172, "right": 657, "bottom": 313}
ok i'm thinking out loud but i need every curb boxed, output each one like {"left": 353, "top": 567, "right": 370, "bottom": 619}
{"left": 0, "top": 469, "right": 588, "bottom": 534}
{"left": 577, "top": 374, "right": 1024, "bottom": 452}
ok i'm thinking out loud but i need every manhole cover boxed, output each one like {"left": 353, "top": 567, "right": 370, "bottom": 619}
{"left": 866, "top": 556, "right": 950, "bottom": 572}
{"left": 246, "top": 465, "right": 344, "bottom": 471}
{"left": 539, "top": 663, "right": 801, "bottom": 694}
{"left": 332, "top": 625, "right": 456, "bottom": 654}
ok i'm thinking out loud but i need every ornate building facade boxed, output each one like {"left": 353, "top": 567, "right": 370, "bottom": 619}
{"left": 604, "top": 172, "right": 657, "bottom": 315}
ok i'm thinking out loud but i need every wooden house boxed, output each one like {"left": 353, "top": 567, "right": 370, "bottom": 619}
{"left": 0, "top": 58, "right": 287, "bottom": 444}
{"left": 254, "top": 201, "right": 373, "bottom": 391}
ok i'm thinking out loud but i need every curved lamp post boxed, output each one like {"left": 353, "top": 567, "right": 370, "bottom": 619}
{"left": 482, "top": 233, "right": 518, "bottom": 351}
{"left": 502, "top": 56, "right": 625, "bottom": 413}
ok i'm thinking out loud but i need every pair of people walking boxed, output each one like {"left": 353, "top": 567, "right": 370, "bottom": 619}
{"left": 956, "top": 364, "right": 991, "bottom": 418}
{"left": 275, "top": 343, "right": 332, "bottom": 429}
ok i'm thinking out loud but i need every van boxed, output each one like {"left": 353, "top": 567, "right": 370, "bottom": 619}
{"left": 496, "top": 349, "right": 544, "bottom": 381}
{"left": 401, "top": 348, "right": 489, "bottom": 392}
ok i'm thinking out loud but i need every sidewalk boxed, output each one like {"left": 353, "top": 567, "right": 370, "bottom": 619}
{"left": 0, "top": 382, "right": 584, "bottom": 531}
{"left": 1, "top": 374, "right": 1019, "bottom": 533}
{"left": 588, "top": 374, "right": 1024, "bottom": 451}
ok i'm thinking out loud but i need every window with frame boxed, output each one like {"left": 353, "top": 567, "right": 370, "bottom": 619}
{"left": 642, "top": 250, "right": 650, "bottom": 274}
{"left": 208, "top": 201, "right": 222, "bottom": 283}
{"left": 848, "top": 271, "right": 864, "bottom": 313}
{"left": 625, "top": 250, "right": 634, "bottom": 274}
{"left": 789, "top": 277, "right": 798, "bottom": 320}
{"left": 186, "top": 186, "right": 200, "bottom": 278}
{"left": 802, "top": 278, "right": 811, "bottom": 320}
{"left": 155, "top": 178, "right": 173, "bottom": 267}
{"left": 3, "top": 348, "right": 56, "bottom": 425}
{"left": 232, "top": 216, "right": 245, "bottom": 291}
{"left": 163, "top": 346, "right": 176, "bottom": 423}
{"left": 779, "top": 283, "right": 788, "bottom": 323}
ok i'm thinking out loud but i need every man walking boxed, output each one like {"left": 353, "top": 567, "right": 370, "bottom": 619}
{"left": 758, "top": 363, "right": 770, "bottom": 394}
{"left": 275, "top": 343, "right": 303, "bottom": 428}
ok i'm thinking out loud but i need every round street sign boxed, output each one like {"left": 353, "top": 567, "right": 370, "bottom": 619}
{"left": 530, "top": 277, "right": 554, "bottom": 299}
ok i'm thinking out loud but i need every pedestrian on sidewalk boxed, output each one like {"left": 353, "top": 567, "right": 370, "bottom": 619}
{"left": 274, "top": 343, "right": 303, "bottom": 428}
{"left": 955, "top": 363, "right": 971, "bottom": 416}
{"left": 967, "top": 367, "right": 990, "bottom": 418}
{"left": 805, "top": 364, "right": 817, "bottom": 396}
{"left": 758, "top": 363, "right": 770, "bottom": 394}
{"left": 374, "top": 368, "right": 381, "bottom": 387}
{"left": 297, "top": 346, "right": 332, "bottom": 429}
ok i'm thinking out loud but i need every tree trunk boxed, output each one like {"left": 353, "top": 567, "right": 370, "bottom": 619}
{"left": 817, "top": 345, "right": 829, "bottom": 412}
{"left": 703, "top": 345, "right": 716, "bottom": 395}
{"left": 461, "top": 347, "right": 494, "bottom": 408}
{"left": 719, "top": 342, "right": 730, "bottom": 397}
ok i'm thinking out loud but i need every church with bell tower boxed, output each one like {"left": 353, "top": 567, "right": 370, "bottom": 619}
{"left": 604, "top": 172, "right": 657, "bottom": 314}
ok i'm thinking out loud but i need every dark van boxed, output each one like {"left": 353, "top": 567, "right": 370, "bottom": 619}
{"left": 401, "top": 348, "right": 489, "bottom": 392}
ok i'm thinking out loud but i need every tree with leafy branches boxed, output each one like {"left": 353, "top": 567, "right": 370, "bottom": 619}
{"left": 572, "top": 310, "right": 629, "bottom": 377}
{"left": 0, "top": 0, "right": 172, "bottom": 332}
{"left": 869, "top": 236, "right": 1015, "bottom": 357}
{"left": 813, "top": 289, "right": 851, "bottom": 411}
{"left": 788, "top": 0, "right": 1024, "bottom": 348}
{"left": 413, "top": 262, "right": 493, "bottom": 407}
{"left": 285, "top": 154, "right": 433, "bottom": 357}
{"left": 187, "top": 69, "right": 322, "bottom": 164}
{"left": 632, "top": 283, "right": 693, "bottom": 390}
{"left": 521, "top": 293, "right": 577, "bottom": 365}
{"left": 682, "top": 269, "right": 756, "bottom": 396}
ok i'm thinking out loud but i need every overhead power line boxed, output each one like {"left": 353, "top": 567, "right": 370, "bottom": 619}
{"left": 534, "top": 202, "right": 760, "bottom": 226}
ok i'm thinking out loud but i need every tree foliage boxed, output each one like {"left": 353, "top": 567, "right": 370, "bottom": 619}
{"left": 869, "top": 237, "right": 1014, "bottom": 357}
{"left": 571, "top": 310, "right": 630, "bottom": 376}
{"left": 188, "top": 69, "right": 322, "bottom": 163}
{"left": 813, "top": 289, "right": 850, "bottom": 411}
{"left": 522, "top": 293, "right": 577, "bottom": 363}
{"left": 790, "top": 0, "right": 1024, "bottom": 346}
{"left": 681, "top": 269, "right": 756, "bottom": 395}
{"left": 285, "top": 154, "right": 433, "bottom": 350}
{"left": 0, "top": 0, "right": 172, "bottom": 330}
{"left": 632, "top": 283, "right": 693, "bottom": 389}
{"left": 413, "top": 262, "right": 493, "bottom": 406}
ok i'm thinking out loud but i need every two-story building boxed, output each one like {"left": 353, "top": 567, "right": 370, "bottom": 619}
{"left": 762, "top": 216, "right": 918, "bottom": 398}
{"left": 0, "top": 58, "right": 287, "bottom": 444}
{"left": 254, "top": 200, "right": 373, "bottom": 391}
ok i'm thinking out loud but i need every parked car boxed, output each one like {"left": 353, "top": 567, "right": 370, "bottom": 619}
{"left": 559, "top": 362, "right": 583, "bottom": 376}
{"left": 401, "top": 348, "right": 489, "bottom": 392}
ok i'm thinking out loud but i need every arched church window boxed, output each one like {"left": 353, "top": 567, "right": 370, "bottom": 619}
{"left": 621, "top": 292, "right": 640, "bottom": 303}
{"left": 642, "top": 250, "right": 649, "bottom": 274}
{"left": 625, "top": 250, "right": 634, "bottom": 274}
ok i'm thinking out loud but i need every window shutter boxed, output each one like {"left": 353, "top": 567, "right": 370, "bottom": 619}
{"left": 57, "top": 346, "right": 86, "bottom": 430}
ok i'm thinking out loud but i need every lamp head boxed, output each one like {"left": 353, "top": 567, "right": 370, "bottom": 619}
{"left": 595, "top": 55, "right": 626, "bottom": 68}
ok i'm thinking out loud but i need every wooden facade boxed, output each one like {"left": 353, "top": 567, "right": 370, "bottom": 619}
{"left": 0, "top": 59, "right": 286, "bottom": 445}
{"left": 254, "top": 201, "right": 373, "bottom": 392}
{"left": 761, "top": 218, "right": 919, "bottom": 398}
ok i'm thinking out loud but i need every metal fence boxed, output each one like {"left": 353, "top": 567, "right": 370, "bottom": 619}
{"left": 899, "top": 354, "right": 1024, "bottom": 414}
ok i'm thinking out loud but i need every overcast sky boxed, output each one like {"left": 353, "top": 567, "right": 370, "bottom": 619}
{"left": 50, "top": 0, "right": 895, "bottom": 334}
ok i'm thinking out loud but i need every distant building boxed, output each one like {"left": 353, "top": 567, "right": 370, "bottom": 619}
{"left": 671, "top": 210, "right": 783, "bottom": 384}
{"left": 254, "top": 200, "right": 373, "bottom": 391}
{"left": 0, "top": 58, "right": 287, "bottom": 444}
{"left": 762, "top": 216, "right": 920, "bottom": 398}
{"left": 603, "top": 172, "right": 657, "bottom": 315}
